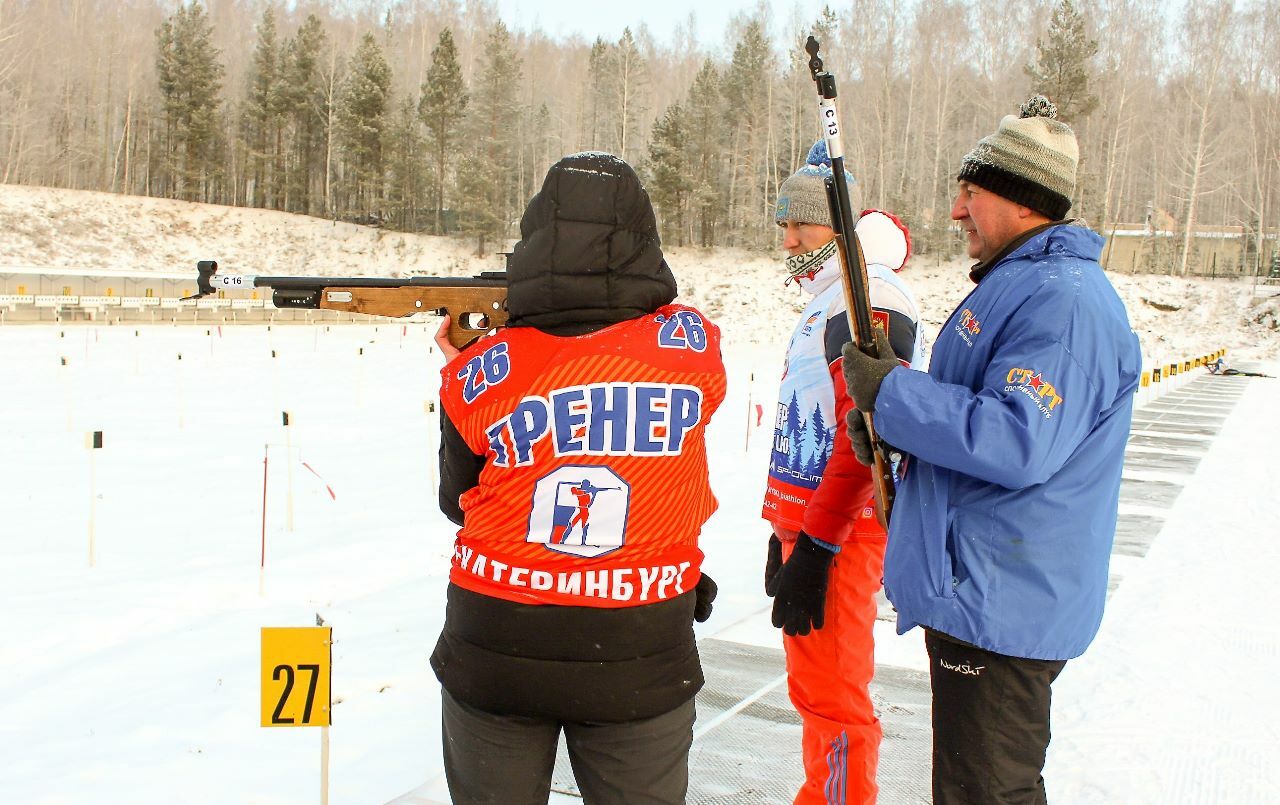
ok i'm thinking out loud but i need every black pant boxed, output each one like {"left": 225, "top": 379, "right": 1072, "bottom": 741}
{"left": 441, "top": 689, "right": 695, "bottom": 804}
{"left": 925, "top": 629, "right": 1067, "bottom": 805}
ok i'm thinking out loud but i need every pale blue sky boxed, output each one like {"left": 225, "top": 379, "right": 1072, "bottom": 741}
{"left": 494, "top": 0, "right": 804, "bottom": 49}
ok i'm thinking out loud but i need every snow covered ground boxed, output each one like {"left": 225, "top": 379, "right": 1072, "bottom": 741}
{"left": 1, "top": 320, "right": 1276, "bottom": 803}
{"left": 1045, "top": 368, "right": 1280, "bottom": 802}
{"left": 2, "top": 184, "right": 1279, "bottom": 802}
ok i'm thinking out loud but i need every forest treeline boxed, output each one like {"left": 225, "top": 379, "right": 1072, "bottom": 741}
{"left": 0, "top": 0, "right": 1276, "bottom": 273}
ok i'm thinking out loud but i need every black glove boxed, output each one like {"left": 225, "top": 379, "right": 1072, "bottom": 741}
{"left": 764, "top": 534, "right": 783, "bottom": 597}
{"left": 840, "top": 327, "right": 900, "bottom": 412}
{"left": 694, "top": 573, "right": 718, "bottom": 623}
{"left": 770, "top": 533, "right": 836, "bottom": 636}
{"left": 845, "top": 409, "right": 874, "bottom": 467}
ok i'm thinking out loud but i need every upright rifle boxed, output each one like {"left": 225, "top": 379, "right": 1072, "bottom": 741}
{"left": 805, "top": 35, "right": 897, "bottom": 528}
{"left": 185, "top": 260, "right": 508, "bottom": 348}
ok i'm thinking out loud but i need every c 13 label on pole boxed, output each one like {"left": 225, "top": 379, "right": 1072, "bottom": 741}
{"left": 261, "top": 627, "right": 331, "bottom": 727}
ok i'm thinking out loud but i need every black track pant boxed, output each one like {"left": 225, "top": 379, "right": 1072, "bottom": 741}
{"left": 441, "top": 689, "right": 695, "bottom": 805}
{"left": 925, "top": 629, "right": 1068, "bottom": 805}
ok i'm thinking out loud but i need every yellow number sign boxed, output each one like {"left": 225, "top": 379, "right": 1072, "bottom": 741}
{"left": 261, "top": 627, "right": 331, "bottom": 727}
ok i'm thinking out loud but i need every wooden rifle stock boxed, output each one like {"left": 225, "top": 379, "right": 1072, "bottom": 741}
{"left": 189, "top": 260, "right": 508, "bottom": 348}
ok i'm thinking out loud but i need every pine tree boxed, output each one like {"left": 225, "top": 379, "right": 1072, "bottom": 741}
{"left": 813, "top": 6, "right": 839, "bottom": 48}
{"left": 722, "top": 19, "right": 773, "bottom": 247}
{"left": 1025, "top": 0, "right": 1099, "bottom": 123}
{"left": 387, "top": 96, "right": 426, "bottom": 230}
{"left": 684, "top": 59, "right": 725, "bottom": 247}
{"left": 337, "top": 32, "right": 391, "bottom": 218}
{"left": 244, "top": 5, "right": 284, "bottom": 208}
{"left": 645, "top": 103, "right": 690, "bottom": 246}
{"left": 281, "top": 15, "right": 327, "bottom": 215}
{"left": 784, "top": 390, "right": 803, "bottom": 469}
{"left": 808, "top": 403, "right": 829, "bottom": 473}
{"left": 810, "top": 403, "right": 827, "bottom": 445}
{"left": 418, "top": 28, "right": 467, "bottom": 235}
{"left": 523, "top": 102, "right": 553, "bottom": 201}
{"left": 462, "top": 20, "right": 522, "bottom": 254}
{"left": 585, "top": 38, "right": 613, "bottom": 151}
{"left": 455, "top": 151, "right": 501, "bottom": 256}
{"left": 154, "top": 1, "right": 224, "bottom": 201}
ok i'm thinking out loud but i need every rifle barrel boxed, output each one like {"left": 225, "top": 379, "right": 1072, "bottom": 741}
{"left": 251, "top": 275, "right": 505, "bottom": 289}
{"left": 805, "top": 35, "right": 897, "bottom": 529}
{"left": 189, "top": 260, "right": 508, "bottom": 347}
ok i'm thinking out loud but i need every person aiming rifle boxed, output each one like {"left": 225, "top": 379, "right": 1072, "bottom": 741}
{"left": 432, "top": 152, "right": 724, "bottom": 804}
{"left": 760, "top": 36, "right": 923, "bottom": 805}
{"left": 559, "top": 479, "right": 620, "bottom": 545}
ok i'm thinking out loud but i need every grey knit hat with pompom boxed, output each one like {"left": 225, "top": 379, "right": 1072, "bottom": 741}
{"left": 957, "top": 96, "right": 1078, "bottom": 220}
{"left": 775, "top": 140, "right": 859, "bottom": 227}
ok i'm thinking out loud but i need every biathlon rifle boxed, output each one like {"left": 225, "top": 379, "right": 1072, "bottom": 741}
{"left": 185, "top": 260, "right": 508, "bottom": 348}
{"left": 805, "top": 35, "right": 897, "bottom": 529}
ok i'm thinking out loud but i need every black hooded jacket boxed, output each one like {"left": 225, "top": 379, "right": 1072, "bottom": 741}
{"left": 431, "top": 153, "right": 702, "bottom": 723}
{"left": 504, "top": 150, "right": 677, "bottom": 334}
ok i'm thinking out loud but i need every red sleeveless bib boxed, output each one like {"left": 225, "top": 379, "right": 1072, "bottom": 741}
{"left": 439, "top": 305, "right": 726, "bottom": 607}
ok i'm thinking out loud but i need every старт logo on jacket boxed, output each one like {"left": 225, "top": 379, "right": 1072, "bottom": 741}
{"left": 956, "top": 308, "right": 982, "bottom": 346}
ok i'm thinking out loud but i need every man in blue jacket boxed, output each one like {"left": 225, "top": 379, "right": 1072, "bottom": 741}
{"left": 840, "top": 96, "right": 1142, "bottom": 804}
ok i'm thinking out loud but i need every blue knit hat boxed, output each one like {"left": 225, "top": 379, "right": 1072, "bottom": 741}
{"left": 775, "top": 140, "right": 859, "bottom": 226}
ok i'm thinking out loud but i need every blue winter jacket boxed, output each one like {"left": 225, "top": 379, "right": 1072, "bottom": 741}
{"left": 874, "top": 223, "right": 1141, "bottom": 660}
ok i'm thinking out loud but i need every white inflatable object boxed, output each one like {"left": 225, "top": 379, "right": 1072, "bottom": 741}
{"left": 854, "top": 210, "right": 910, "bottom": 272}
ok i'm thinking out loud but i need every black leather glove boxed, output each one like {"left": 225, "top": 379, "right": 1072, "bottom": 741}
{"left": 764, "top": 534, "right": 783, "bottom": 597}
{"left": 840, "top": 327, "right": 900, "bottom": 412}
{"left": 845, "top": 409, "right": 874, "bottom": 467}
{"left": 770, "top": 533, "right": 836, "bottom": 636}
{"left": 694, "top": 573, "right": 718, "bottom": 623}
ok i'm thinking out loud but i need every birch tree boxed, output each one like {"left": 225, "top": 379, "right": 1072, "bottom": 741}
{"left": 721, "top": 18, "right": 773, "bottom": 247}
{"left": 909, "top": 0, "right": 971, "bottom": 254}
{"left": 1173, "top": 0, "right": 1235, "bottom": 276}
{"left": 1234, "top": 0, "right": 1279, "bottom": 275}
{"left": 613, "top": 28, "right": 647, "bottom": 161}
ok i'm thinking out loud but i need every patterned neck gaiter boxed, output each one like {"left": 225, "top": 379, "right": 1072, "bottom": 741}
{"left": 783, "top": 239, "right": 838, "bottom": 285}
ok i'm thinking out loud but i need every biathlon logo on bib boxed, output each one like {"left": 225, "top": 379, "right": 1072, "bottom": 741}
{"left": 528, "top": 466, "right": 631, "bottom": 558}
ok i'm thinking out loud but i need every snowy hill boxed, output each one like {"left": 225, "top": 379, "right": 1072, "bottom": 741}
{"left": 2, "top": 183, "right": 1277, "bottom": 361}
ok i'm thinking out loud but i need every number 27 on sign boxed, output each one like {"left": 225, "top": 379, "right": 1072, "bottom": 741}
{"left": 261, "top": 627, "right": 331, "bottom": 727}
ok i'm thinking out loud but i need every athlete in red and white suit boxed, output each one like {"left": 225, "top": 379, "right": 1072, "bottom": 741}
{"left": 765, "top": 188, "right": 923, "bottom": 803}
